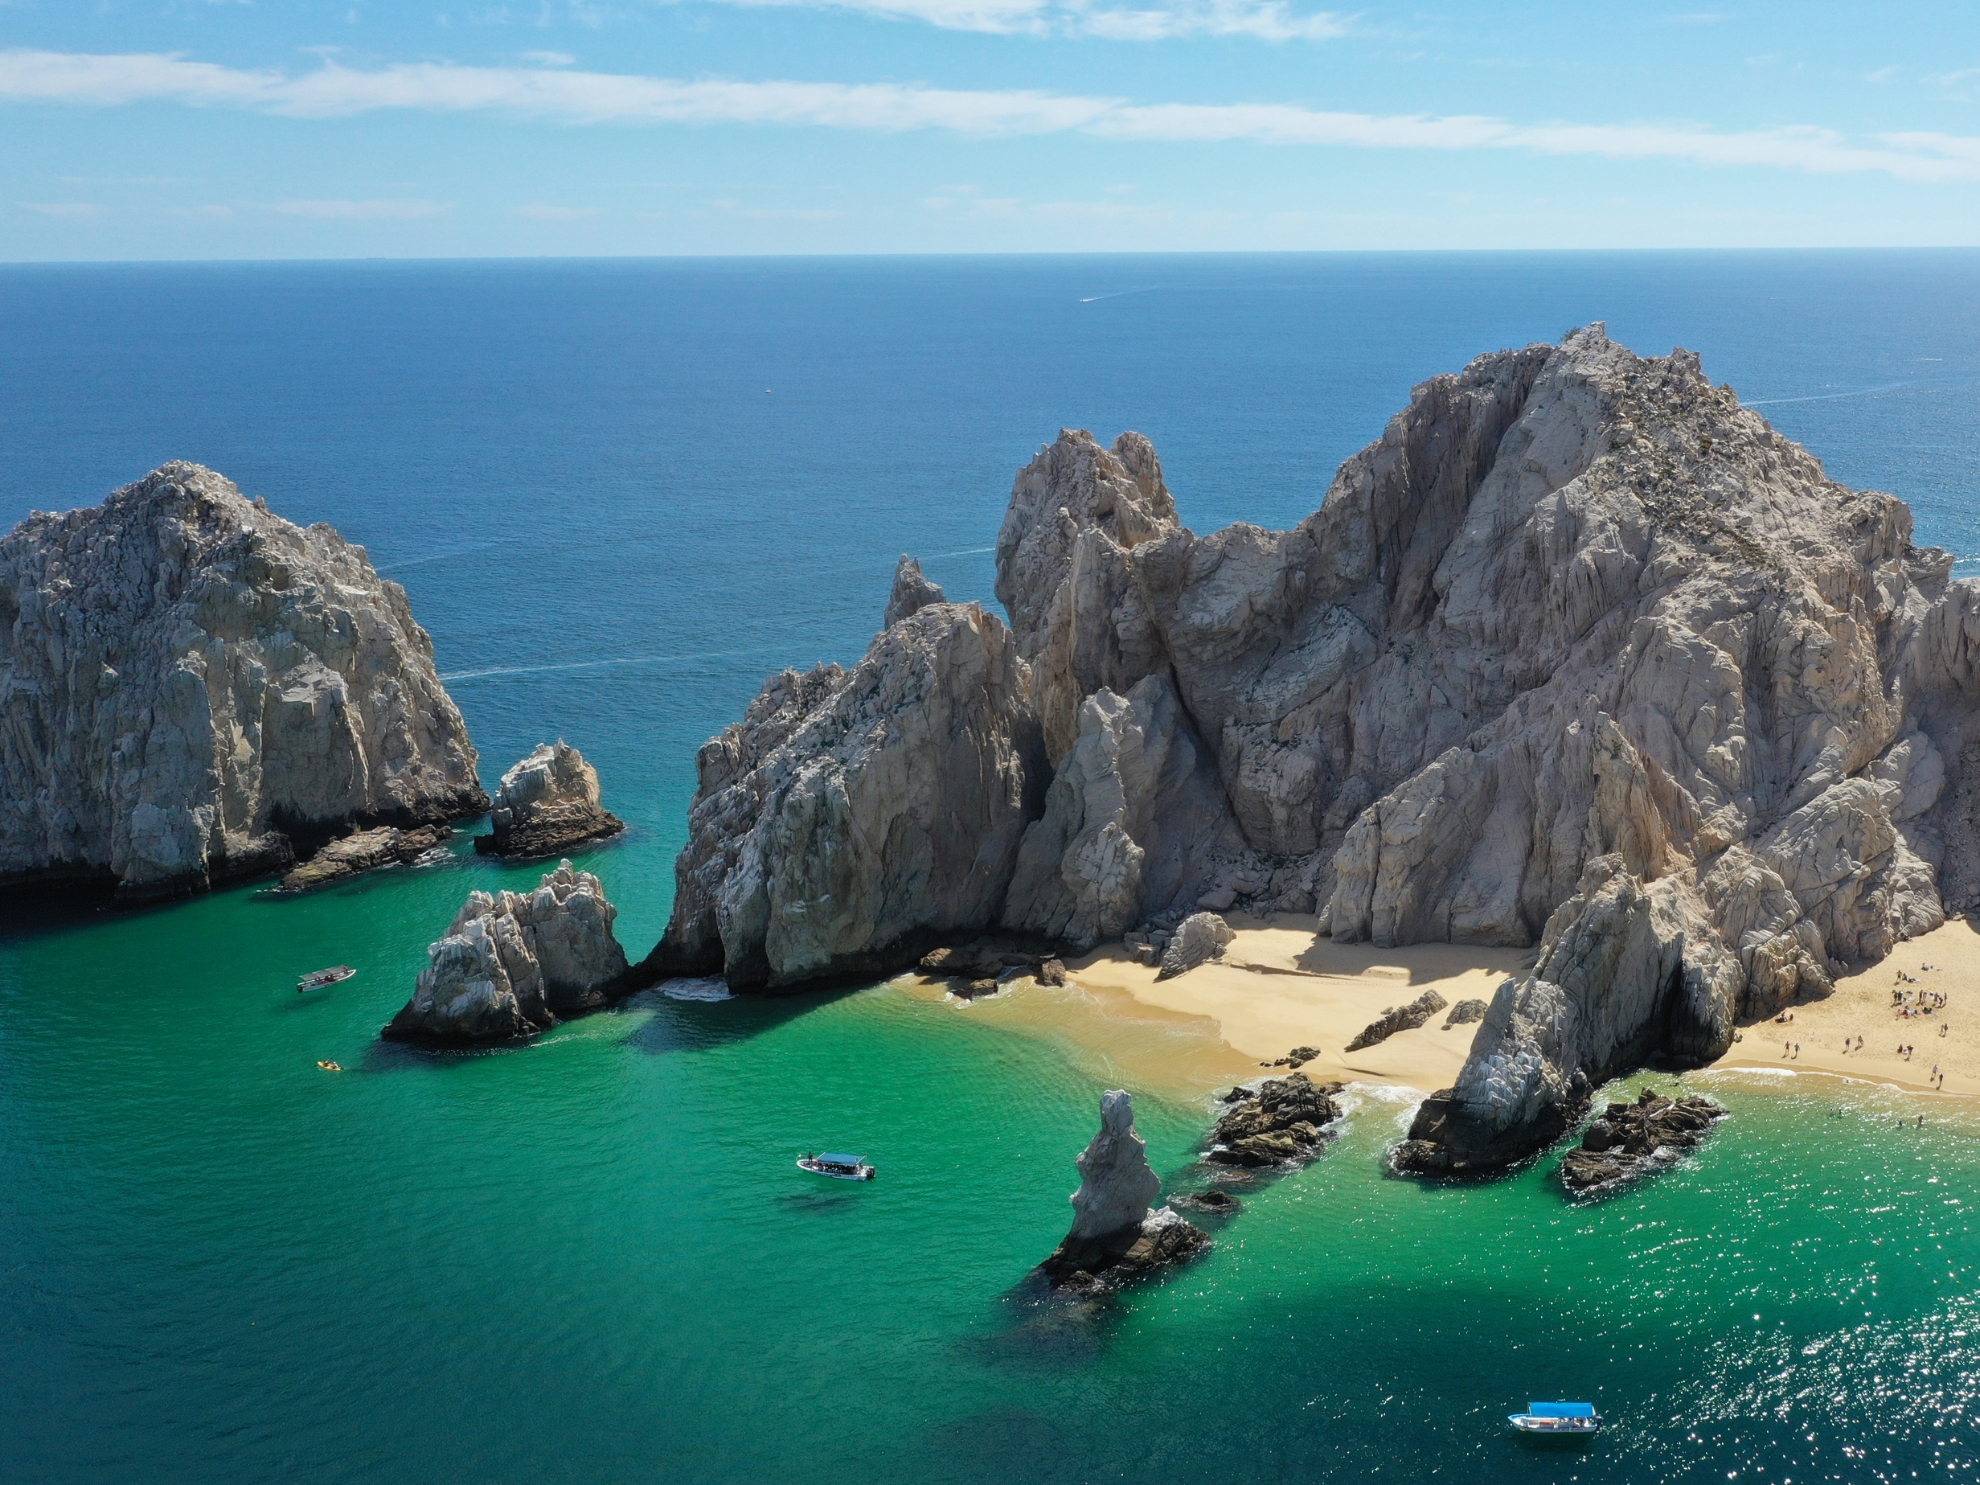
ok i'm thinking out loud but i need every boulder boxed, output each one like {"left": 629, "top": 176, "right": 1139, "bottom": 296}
{"left": 1344, "top": 990, "right": 1450, "bottom": 1052}
{"left": 1558, "top": 1087, "right": 1727, "bottom": 1195}
{"left": 0, "top": 463, "right": 485, "bottom": 900}
{"left": 1204, "top": 1073, "right": 1343, "bottom": 1167}
{"left": 1442, "top": 998, "right": 1488, "bottom": 1029}
{"left": 382, "top": 861, "right": 630, "bottom": 1045}
{"left": 1041, "top": 1088, "right": 1208, "bottom": 1290}
{"left": 1156, "top": 912, "right": 1234, "bottom": 980}
{"left": 281, "top": 823, "right": 452, "bottom": 892}
{"left": 475, "top": 740, "right": 625, "bottom": 859}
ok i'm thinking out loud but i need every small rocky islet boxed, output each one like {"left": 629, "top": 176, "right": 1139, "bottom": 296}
{"left": 6, "top": 325, "right": 1973, "bottom": 1182}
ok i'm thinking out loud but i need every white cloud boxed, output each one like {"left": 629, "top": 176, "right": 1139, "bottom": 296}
{"left": 5, "top": 49, "right": 1980, "bottom": 184}
{"left": 514, "top": 201, "right": 600, "bottom": 219}
{"left": 522, "top": 51, "right": 578, "bottom": 66}
{"left": 710, "top": 0, "right": 1348, "bottom": 38}
{"left": 21, "top": 201, "right": 106, "bottom": 217}
{"left": 273, "top": 198, "right": 453, "bottom": 219}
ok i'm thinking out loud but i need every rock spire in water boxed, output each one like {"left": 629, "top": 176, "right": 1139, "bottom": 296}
{"left": 0, "top": 462, "right": 486, "bottom": 900}
{"left": 477, "top": 740, "right": 625, "bottom": 859}
{"left": 384, "top": 861, "right": 630, "bottom": 1044}
{"left": 1041, "top": 1088, "right": 1207, "bottom": 1290}
{"left": 647, "top": 324, "right": 1980, "bottom": 1175}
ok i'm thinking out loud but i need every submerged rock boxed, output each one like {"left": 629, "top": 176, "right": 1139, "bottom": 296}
{"left": 280, "top": 823, "right": 452, "bottom": 892}
{"left": 1156, "top": 912, "right": 1235, "bottom": 980}
{"left": 1345, "top": 990, "right": 1450, "bottom": 1052}
{"left": 1041, "top": 1089, "right": 1208, "bottom": 1291}
{"left": 0, "top": 462, "right": 485, "bottom": 901}
{"left": 383, "top": 861, "right": 630, "bottom": 1045}
{"left": 476, "top": 740, "right": 625, "bottom": 859}
{"left": 1558, "top": 1088, "right": 1728, "bottom": 1195}
{"left": 1204, "top": 1073, "right": 1343, "bottom": 1167}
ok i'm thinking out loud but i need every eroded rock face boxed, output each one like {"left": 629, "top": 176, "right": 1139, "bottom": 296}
{"left": 476, "top": 741, "right": 625, "bottom": 859}
{"left": 1041, "top": 1088, "right": 1208, "bottom": 1290}
{"left": 383, "top": 861, "right": 630, "bottom": 1044}
{"left": 644, "top": 601, "right": 1046, "bottom": 989}
{"left": 0, "top": 463, "right": 486, "bottom": 900}
{"left": 1002, "top": 674, "right": 1241, "bottom": 948}
{"left": 883, "top": 555, "right": 946, "bottom": 627}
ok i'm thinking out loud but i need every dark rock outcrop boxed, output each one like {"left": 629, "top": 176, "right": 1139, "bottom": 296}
{"left": 1204, "top": 1073, "right": 1343, "bottom": 1167}
{"left": 0, "top": 463, "right": 485, "bottom": 901}
{"left": 1345, "top": 990, "right": 1450, "bottom": 1052}
{"left": 1442, "top": 999, "right": 1488, "bottom": 1028}
{"left": 280, "top": 823, "right": 451, "bottom": 892}
{"left": 475, "top": 740, "right": 625, "bottom": 859}
{"left": 1040, "top": 1089, "right": 1209, "bottom": 1292}
{"left": 1558, "top": 1087, "right": 1727, "bottom": 1195}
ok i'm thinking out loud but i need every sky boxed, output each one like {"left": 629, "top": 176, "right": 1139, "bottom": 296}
{"left": 2, "top": 2, "right": 1980, "bottom": 258}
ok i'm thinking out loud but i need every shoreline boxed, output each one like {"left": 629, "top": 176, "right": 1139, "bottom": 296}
{"left": 901, "top": 913, "right": 1980, "bottom": 1115}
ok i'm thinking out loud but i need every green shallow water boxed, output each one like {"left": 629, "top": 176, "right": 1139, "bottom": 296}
{"left": 4, "top": 845, "right": 1977, "bottom": 1483}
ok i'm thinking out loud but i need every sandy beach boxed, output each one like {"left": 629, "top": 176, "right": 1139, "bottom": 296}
{"left": 906, "top": 913, "right": 1980, "bottom": 1105}
{"left": 1709, "top": 917, "right": 1980, "bottom": 1097}
{"left": 905, "top": 915, "right": 1533, "bottom": 1097}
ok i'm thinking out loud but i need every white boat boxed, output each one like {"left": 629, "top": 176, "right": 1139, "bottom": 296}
{"left": 797, "top": 1152, "right": 875, "bottom": 1181}
{"left": 1509, "top": 1401, "right": 1601, "bottom": 1435}
{"left": 297, "top": 965, "right": 356, "bottom": 993}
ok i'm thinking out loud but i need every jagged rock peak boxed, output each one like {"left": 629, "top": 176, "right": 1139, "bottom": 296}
{"left": 1041, "top": 1089, "right": 1208, "bottom": 1290}
{"left": 883, "top": 554, "right": 946, "bottom": 628}
{"left": 0, "top": 462, "right": 486, "bottom": 900}
{"left": 383, "top": 860, "right": 630, "bottom": 1045}
{"left": 476, "top": 740, "right": 625, "bottom": 860}
{"left": 641, "top": 601, "right": 1046, "bottom": 990}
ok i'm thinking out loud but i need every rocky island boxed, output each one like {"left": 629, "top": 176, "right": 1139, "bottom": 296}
{"left": 0, "top": 463, "right": 486, "bottom": 900}
{"left": 476, "top": 741, "right": 625, "bottom": 859}
{"left": 639, "top": 323, "right": 1980, "bottom": 1176}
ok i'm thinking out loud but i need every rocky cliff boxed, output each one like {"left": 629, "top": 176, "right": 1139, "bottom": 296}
{"left": 384, "top": 861, "right": 630, "bottom": 1044}
{"left": 0, "top": 463, "right": 486, "bottom": 900}
{"left": 641, "top": 598, "right": 1046, "bottom": 989}
{"left": 649, "top": 325, "right": 1980, "bottom": 1172}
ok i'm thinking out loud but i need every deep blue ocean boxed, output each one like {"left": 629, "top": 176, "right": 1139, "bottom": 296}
{"left": 4, "top": 253, "right": 1980, "bottom": 1484}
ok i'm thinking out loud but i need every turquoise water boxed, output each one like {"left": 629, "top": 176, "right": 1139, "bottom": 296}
{"left": 5, "top": 253, "right": 1980, "bottom": 1480}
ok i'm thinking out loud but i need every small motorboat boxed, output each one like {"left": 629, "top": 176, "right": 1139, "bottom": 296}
{"left": 797, "top": 1152, "right": 876, "bottom": 1181}
{"left": 1509, "top": 1401, "right": 1601, "bottom": 1435}
{"left": 297, "top": 966, "right": 356, "bottom": 993}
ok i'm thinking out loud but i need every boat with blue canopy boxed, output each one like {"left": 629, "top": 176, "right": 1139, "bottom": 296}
{"left": 1509, "top": 1401, "right": 1601, "bottom": 1435}
{"left": 797, "top": 1152, "right": 875, "bottom": 1181}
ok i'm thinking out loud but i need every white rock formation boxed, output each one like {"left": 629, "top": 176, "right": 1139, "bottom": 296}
{"left": 882, "top": 555, "right": 946, "bottom": 627}
{"left": 0, "top": 463, "right": 484, "bottom": 900}
{"left": 1001, "top": 673, "right": 1241, "bottom": 948}
{"left": 651, "top": 326, "right": 1980, "bottom": 1174}
{"left": 644, "top": 600, "right": 1046, "bottom": 989}
{"left": 1156, "top": 911, "right": 1235, "bottom": 980}
{"left": 1042, "top": 1087, "right": 1208, "bottom": 1286}
{"left": 384, "top": 861, "right": 629, "bottom": 1043}
{"left": 478, "top": 740, "right": 625, "bottom": 859}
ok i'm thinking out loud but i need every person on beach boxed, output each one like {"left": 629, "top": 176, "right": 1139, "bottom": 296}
{"left": 1794, "top": 1043, "right": 1801, "bottom": 1059}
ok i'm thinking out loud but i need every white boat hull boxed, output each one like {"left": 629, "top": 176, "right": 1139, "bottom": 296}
{"left": 796, "top": 1158, "right": 874, "bottom": 1181}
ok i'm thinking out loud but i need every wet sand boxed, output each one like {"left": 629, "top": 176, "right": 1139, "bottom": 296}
{"left": 1710, "top": 917, "right": 1980, "bottom": 1098}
